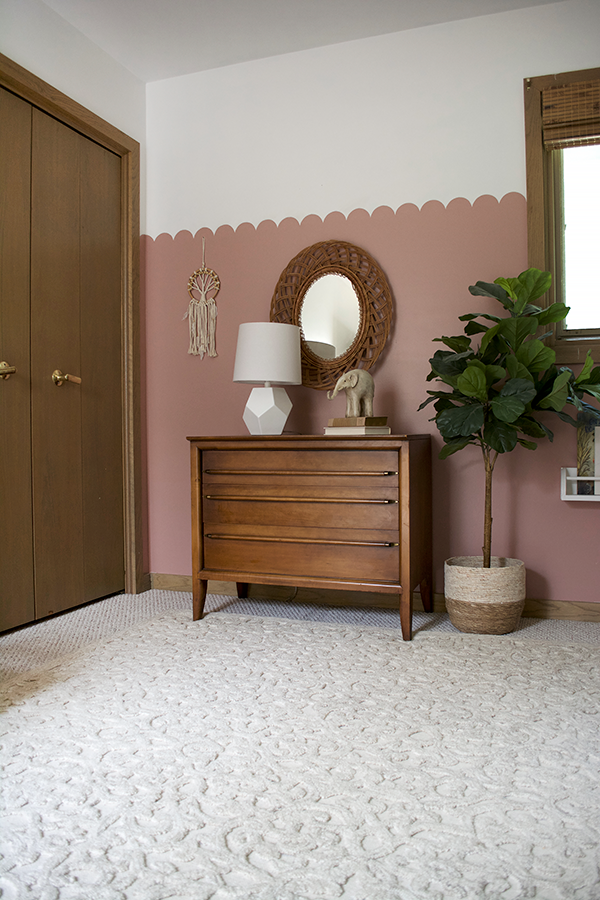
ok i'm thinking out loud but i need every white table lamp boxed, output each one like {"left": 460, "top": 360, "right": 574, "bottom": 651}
{"left": 233, "top": 322, "right": 302, "bottom": 434}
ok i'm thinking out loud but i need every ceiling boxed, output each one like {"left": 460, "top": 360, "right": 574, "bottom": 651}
{"left": 40, "top": 0, "right": 564, "bottom": 83}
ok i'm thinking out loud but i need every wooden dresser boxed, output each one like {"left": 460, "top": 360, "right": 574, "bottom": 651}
{"left": 188, "top": 435, "right": 432, "bottom": 640}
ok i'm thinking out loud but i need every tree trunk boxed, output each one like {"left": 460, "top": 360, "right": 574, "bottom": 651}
{"left": 482, "top": 447, "right": 497, "bottom": 568}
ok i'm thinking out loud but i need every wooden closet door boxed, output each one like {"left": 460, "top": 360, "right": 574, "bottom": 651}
{"left": 79, "top": 135, "right": 124, "bottom": 601}
{"left": 30, "top": 109, "right": 85, "bottom": 616}
{"left": 0, "top": 88, "right": 35, "bottom": 630}
{"left": 30, "top": 109, "right": 124, "bottom": 618}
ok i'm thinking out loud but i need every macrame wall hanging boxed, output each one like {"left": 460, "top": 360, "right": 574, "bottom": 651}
{"left": 184, "top": 238, "right": 221, "bottom": 358}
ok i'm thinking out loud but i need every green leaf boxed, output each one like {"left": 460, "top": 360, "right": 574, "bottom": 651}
{"left": 433, "top": 396, "right": 460, "bottom": 415}
{"left": 459, "top": 313, "right": 502, "bottom": 323}
{"left": 585, "top": 365, "right": 600, "bottom": 385}
{"left": 419, "top": 389, "right": 459, "bottom": 409}
{"left": 538, "top": 369, "right": 572, "bottom": 411}
{"left": 517, "top": 438, "right": 538, "bottom": 450}
{"left": 483, "top": 419, "right": 518, "bottom": 453}
{"left": 575, "top": 385, "right": 600, "bottom": 403}
{"left": 531, "top": 419, "right": 555, "bottom": 440}
{"left": 481, "top": 336, "right": 509, "bottom": 365}
{"left": 536, "top": 302, "right": 570, "bottom": 326}
{"left": 490, "top": 396, "right": 525, "bottom": 423}
{"left": 513, "top": 416, "right": 549, "bottom": 439}
{"left": 498, "top": 316, "right": 538, "bottom": 350}
{"left": 463, "top": 320, "right": 489, "bottom": 336}
{"left": 494, "top": 277, "right": 519, "bottom": 301}
{"left": 516, "top": 339, "right": 556, "bottom": 373}
{"left": 574, "top": 351, "right": 596, "bottom": 386}
{"left": 506, "top": 354, "right": 534, "bottom": 382}
{"left": 437, "top": 404, "right": 485, "bottom": 438}
{"left": 479, "top": 322, "right": 501, "bottom": 355}
{"left": 456, "top": 365, "right": 488, "bottom": 402}
{"left": 500, "top": 378, "right": 537, "bottom": 405}
{"left": 469, "top": 281, "right": 513, "bottom": 309}
{"left": 499, "top": 269, "right": 552, "bottom": 311}
{"left": 567, "top": 391, "right": 585, "bottom": 412}
{"left": 553, "top": 409, "right": 577, "bottom": 427}
{"left": 469, "top": 281, "right": 510, "bottom": 301}
{"left": 479, "top": 364, "right": 506, "bottom": 386}
{"left": 438, "top": 437, "right": 475, "bottom": 459}
{"left": 429, "top": 349, "right": 473, "bottom": 379}
{"left": 432, "top": 334, "right": 472, "bottom": 353}
{"left": 517, "top": 268, "right": 552, "bottom": 305}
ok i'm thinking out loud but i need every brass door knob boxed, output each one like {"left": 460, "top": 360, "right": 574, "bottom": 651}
{"left": 0, "top": 361, "right": 17, "bottom": 380}
{"left": 52, "top": 369, "right": 82, "bottom": 386}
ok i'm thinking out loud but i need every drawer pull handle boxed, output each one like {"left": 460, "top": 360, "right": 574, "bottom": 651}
{"left": 204, "top": 469, "right": 398, "bottom": 477}
{"left": 204, "top": 495, "right": 397, "bottom": 504}
{"left": 206, "top": 533, "right": 399, "bottom": 547}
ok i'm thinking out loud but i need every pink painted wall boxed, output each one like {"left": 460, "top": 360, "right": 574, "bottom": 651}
{"left": 142, "top": 193, "right": 600, "bottom": 602}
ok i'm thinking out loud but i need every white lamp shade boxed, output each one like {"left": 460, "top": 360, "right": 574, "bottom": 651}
{"left": 233, "top": 322, "right": 302, "bottom": 385}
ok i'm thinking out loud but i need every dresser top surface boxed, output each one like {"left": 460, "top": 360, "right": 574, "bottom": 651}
{"left": 187, "top": 434, "right": 430, "bottom": 448}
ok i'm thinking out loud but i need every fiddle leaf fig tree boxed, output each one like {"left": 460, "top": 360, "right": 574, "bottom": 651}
{"left": 420, "top": 268, "right": 600, "bottom": 567}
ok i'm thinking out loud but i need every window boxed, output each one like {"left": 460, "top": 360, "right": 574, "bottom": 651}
{"left": 524, "top": 68, "right": 600, "bottom": 363}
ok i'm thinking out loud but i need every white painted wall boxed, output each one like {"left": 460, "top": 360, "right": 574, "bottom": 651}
{"left": 0, "top": 0, "right": 147, "bottom": 226}
{"left": 145, "top": 0, "right": 600, "bottom": 237}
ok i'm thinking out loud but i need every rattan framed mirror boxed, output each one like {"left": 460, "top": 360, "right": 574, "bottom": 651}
{"left": 270, "top": 240, "right": 393, "bottom": 390}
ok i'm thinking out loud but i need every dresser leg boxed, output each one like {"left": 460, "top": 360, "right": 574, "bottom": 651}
{"left": 236, "top": 582, "right": 249, "bottom": 598}
{"left": 400, "top": 591, "right": 412, "bottom": 641}
{"left": 193, "top": 579, "right": 207, "bottom": 620}
{"left": 420, "top": 577, "right": 433, "bottom": 613}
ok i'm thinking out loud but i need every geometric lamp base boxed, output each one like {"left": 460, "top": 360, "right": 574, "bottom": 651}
{"left": 242, "top": 386, "right": 292, "bottom": 435}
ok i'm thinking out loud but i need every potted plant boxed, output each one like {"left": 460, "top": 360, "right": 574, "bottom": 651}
{"left": 420, "top": 268, "right": 600, "bottom": 634}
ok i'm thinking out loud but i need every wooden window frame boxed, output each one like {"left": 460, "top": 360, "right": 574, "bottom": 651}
{"left": 524, "top": 67, "right": 600, "bottom": 364}
{"left": 0, "top": 52, "right": 148, "bottom": 593}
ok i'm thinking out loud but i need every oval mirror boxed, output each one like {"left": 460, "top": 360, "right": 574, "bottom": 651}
{"left": 300, "top": 274, "right": 360, "bottom": 359}
{"left": 270, "top": 240, "right": 393, "bottom": 390}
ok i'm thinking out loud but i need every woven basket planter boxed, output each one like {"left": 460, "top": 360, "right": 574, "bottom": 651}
{"left": 444, "top": 556, "right": 526, "bottom": 635}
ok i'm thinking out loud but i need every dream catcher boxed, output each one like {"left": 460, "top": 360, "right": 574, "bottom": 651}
{"left": 185, "top": 238, "right": 221, "bottom": 358}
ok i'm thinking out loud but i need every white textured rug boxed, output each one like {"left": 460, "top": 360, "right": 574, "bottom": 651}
{"left": 1, "top": 610, "right": 599, "bottom": 900}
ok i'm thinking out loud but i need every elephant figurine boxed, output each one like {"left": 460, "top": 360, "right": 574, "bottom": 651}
{"left": 327, "top": 369, "right": 375, "bottom": 418}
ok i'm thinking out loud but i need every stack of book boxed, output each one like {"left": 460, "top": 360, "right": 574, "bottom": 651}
{"left": 324, "top": 416, "right": 391, "bottom": 435}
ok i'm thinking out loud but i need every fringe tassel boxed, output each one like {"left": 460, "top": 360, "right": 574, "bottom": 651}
{"left": 185, "top": 295, "right": 218, "bottom": 358}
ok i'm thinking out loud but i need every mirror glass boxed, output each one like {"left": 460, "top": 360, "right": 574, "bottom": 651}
{"left": 300, "top": 274, "right": 360, "bottom": 359}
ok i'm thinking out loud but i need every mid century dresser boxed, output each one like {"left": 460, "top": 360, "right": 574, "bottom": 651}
{"left": 188, "top": 434, "right": 432, "bottom": 640}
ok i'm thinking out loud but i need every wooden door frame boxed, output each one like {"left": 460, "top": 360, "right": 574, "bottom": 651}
{"left": 0, "top": 53, "right": 147, "bottom": 594}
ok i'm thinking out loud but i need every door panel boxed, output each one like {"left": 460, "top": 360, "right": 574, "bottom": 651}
{"left": 0, "top": 88, "right": 34, "bottom": 630}
{"left": 31, "top": 109, "right": 84, "bottom": 617}
{"left": 80, "top": 138, "right": 124, "bottom": 599}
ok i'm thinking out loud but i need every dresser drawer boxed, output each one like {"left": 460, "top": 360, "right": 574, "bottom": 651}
{"left": 203, "top": 492, "right": 398, "bottom": 530}
{"left": 203, "top": 524, "right": 400, "bottom": 582}
{"left": 203, "top": 449, "right": 400, "bottom": 487}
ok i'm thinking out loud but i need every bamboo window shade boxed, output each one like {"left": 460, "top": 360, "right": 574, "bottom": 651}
{"left": 542, "top": 78, "right": 600, "bottom": 149}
